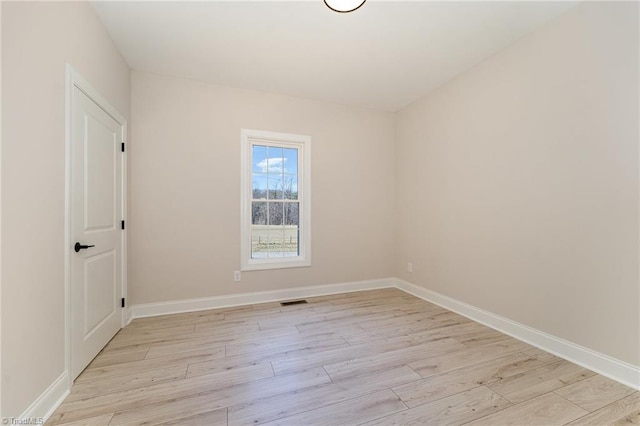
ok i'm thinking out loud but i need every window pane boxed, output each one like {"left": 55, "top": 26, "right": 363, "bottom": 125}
{"left": 268, "top": 175, "right": 283, "bottom": 200}
{"left": 268, "top": 202, "right": 283, "bottom": 226}
{"left": 251, "top": 202, "right": 267, "bottom": 225}
{"left": 251, "top": 226, "right": 268, "bottom": 259}
{"left": 252, "top": 145, "right": 268, "bottom": 173}
{"left": 267, "top": 147, "right": 284, "bottom": 173}
{"left": 284, "top": 202, "right": 299, "bottom": 226}
{"left": 284, "top": 226, "right": 299, "bottom": 257}
{"left": 284, "top": 245, "right": 299, "bottom": 257}
{"left": 252, "top": 174, "right": 268, "bottom": 199}
{"left": 283, "top": 175, "right": 298, "bottom": 200}
{"left": 284, "top": 202, "right": 299, "bottom": 257}
{"left": 284, "top": 148, "right": 298, "bottom": 175}
{"left": 268, "top": 228, "right": 285, "bottom": 258}
{"left": 251, "top": 201, "right": 268, "bottom": 259}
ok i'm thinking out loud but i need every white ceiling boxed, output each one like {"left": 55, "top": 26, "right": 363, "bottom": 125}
{"left": 92, "top": 1, "right": 578, "bottom": 112}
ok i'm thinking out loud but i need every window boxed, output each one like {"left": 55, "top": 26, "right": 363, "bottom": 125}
{"left": 241, "top": 129, "right": 311, "bottom": 271}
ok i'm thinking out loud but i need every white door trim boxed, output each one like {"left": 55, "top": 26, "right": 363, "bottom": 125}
{"left": 64, "top": 64, "right": 128, "bottom": 386}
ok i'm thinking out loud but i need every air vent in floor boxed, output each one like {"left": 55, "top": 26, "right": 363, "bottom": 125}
{"left": 280, "top": 300, "right": 308, "bottom": 306}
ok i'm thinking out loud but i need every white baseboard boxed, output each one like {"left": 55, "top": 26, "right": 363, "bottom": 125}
{"left": 394, "top": 278, "right": 640, "bottom": 390}
{"left": 130, "top": 278, "right": 395, "bottom": 319}
{"left": 123, "top": 306, "right": 133, "bottom": 326}
{"left": 18, "top": 371, "right": 69, "bottom": 423}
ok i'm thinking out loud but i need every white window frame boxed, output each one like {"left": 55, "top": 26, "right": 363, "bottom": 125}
{"left": 240, "top": 129, "right": 311, "bottom": 271}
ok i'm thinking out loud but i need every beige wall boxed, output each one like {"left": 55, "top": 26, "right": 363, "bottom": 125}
{"left": 130, "top": 71, "right": 395, "bottom": 304}
{"left": 1, "top": 2, "right": 130, "bottom": 415}
{"left": 395, "top": 1, "right": 639, "bottom": 366}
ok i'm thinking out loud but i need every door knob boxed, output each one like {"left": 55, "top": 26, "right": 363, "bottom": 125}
{"left": 74, "top": 242, "right": 95, "bottom": 252}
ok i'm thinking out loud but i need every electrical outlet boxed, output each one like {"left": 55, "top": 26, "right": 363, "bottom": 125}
{"left": 407, "top": 262, "right": 413, "bottom": 273}
{"left": 233, "top": 271, "right": 241, "bottom": 281}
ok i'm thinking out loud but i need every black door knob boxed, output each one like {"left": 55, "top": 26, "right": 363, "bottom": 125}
{"left": 74, "top": 242, "right": 95, "bottom": 252}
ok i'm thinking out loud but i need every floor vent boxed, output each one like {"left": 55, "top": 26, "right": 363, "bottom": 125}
{"left": 280, "top": 299, "right": 308, "bottom": 306}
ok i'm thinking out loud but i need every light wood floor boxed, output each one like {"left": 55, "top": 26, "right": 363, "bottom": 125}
{"left": 48, "top": 288, "right": 639, "bottom": 425}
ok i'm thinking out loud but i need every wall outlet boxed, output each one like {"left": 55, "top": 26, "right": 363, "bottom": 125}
{"left": 407, "top": 262, "right": 413, "bottom": 273}
{"left": 233, "top": 271, "right": 241, "bottom": 281}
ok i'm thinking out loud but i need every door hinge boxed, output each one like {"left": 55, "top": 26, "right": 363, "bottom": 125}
{"left": 121, "top": 298, "right": 126, "bottom": 308}
{"left": 121, "top": 142, "right": 125, "bottom": 152}
{"left": 121, "top": 220, "right": 125, "bottom": 230}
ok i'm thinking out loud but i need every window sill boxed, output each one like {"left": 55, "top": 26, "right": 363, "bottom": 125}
{"left": 241, "top": 258, "right": 311, "bottom": 272}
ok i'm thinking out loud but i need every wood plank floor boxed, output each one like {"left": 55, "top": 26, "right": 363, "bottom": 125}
{"left": 47, "top": 288, "right": 639, "bottom": 425}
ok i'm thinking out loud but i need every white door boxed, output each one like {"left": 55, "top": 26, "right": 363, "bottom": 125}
{"left": 70, "top": 85, "right": 124, "bottom": 380}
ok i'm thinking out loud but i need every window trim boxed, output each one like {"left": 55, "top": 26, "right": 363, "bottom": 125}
{"left": 240, "top": 129, "right": 311, "bottom": 271}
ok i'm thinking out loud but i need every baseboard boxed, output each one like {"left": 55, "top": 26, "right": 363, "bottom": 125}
{"left": 130, "top": 278, "right": 395, "bottom": 319}
{"left": 123, "top": 306, "right": 133, "bottom": 326}
{"left": 18, "top": 371, "right": 69, "bottom": 423}
{"left": 394, "top": 278, "right": 640, "bottom": 390}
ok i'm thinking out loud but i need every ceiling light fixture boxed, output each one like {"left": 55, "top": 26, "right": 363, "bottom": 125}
{"left": 324, "top": 0, "right": 366, "bottom": 13}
